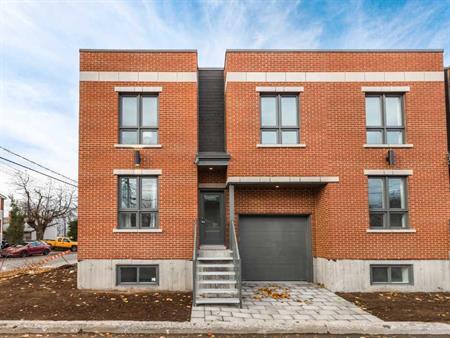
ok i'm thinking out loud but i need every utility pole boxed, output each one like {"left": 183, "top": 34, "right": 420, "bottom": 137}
{"left": 0, "top": 194, "right": 6, "bottom": 245}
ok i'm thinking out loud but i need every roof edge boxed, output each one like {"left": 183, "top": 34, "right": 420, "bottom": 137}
{"left": 226, "top": 49, "right": 444, "bottom": 53}
{"left": 79, "top": 49, "right": 197, "bottom": 53}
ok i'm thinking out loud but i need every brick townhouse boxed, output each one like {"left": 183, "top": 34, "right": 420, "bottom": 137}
{"left": 78, "top": 49, "right": 450, "bottom": 305}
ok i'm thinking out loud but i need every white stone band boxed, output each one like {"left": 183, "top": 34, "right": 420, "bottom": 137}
{"left": 364, "top": 169, "right": 413, "bottom": 176}
{"left": 227, "top": 72, "right": 443, "bottom": 83}
{"left": 361, "top": 86, "right": 410, "bottom": 92}
{"left": 80, "top": 72, "right": 197, "bottom": 82}
{"left": 113, "top": 169, "right": 162, "bottom": 175}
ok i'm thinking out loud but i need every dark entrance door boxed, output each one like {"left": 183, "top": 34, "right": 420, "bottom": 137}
{"left": 199, "top": 191, "right": 225, "bottom": 245}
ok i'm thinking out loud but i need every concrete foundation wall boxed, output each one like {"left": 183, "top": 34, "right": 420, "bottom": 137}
{"left": 78, "top": 259, "right": 192, "bottom": 291}
{"left": 314, "top": 257, "right": 450, "bottom": 292}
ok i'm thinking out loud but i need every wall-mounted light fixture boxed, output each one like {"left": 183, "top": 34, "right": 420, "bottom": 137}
{"left": 134, "top": 150, "right": 141, "bottom": 167}
{"left": 386, "top": 149, "right": 396, "bottom": 166}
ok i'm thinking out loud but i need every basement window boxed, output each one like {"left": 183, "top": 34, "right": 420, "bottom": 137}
{"left": 260, "top": 94, "right": 300, "bottom": 144}
{"left": 117, "top": 265, "right": 159, "bottom": 285}
{"left": 119, "top": 94, "right": 158, "bottom": 145}
{"left": 370, "top": 265, "right": 413, "bottom": 284}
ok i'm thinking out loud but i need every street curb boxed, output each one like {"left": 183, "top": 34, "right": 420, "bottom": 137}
{"left": 0, "top": 320, "right": 450, "bottom": 335}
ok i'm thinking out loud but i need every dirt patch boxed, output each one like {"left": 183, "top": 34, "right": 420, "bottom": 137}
{"left": 338, "top": 292, "right": 450, "bottom": 322}
{"left": 0, "top": 265, "right": 191, "bottom": 321}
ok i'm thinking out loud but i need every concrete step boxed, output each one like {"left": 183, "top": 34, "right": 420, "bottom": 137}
{"left": 197, "top": 279, "right": 237, "bottom": 285}
{"left": 198, "top": 271, "right": 236, "bottom": 276}
{"left": 199, "top": 245, "right": 226, "bottom": 250}
{"left": 198, "top": 250, "right": 232, "bottom": 258}
{"left": 196, "top": 256, "right": 233, "bottom": 261}
{"left": 195, "top": 298, "right": 240, "bottom": 305}
{"left": 198, "top": 288, "right": 238, "bottom": 294}
{"left": 197, "top": 263, "right": 235, "bottom": 268}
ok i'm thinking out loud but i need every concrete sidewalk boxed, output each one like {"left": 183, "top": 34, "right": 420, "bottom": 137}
{"left": 0, "top": 320, "right": 449, "bottom": 335}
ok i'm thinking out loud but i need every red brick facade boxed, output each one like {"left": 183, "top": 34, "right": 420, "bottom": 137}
{"left": 78, "top": 50, "right": 449, "bottom": 290}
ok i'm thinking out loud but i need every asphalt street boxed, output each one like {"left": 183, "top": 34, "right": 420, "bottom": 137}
{"left": 0, "top": 252, "right": 77, "bottom": 272}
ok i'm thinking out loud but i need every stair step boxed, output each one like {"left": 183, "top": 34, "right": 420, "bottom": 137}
{"left": 198, "top": 271, "right": 236, "bottom": 276}
{"left": 197, "top": 256, "right": 233, "bottom": 261}
{"left": 198, "top": 288, "right": 238, "bottom": 294}
{"left": 198, "top": 280, "right": 237, "bottom": 285}
{"left": 198, "top": 250, "right": 232, "bottom": 257}
{"left": 197, "top": 263, "right": 234, "bottom": 268}
{"left": 195, "top": 298, "right": 240, "bottom": 305}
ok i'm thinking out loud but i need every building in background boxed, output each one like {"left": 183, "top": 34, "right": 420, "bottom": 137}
{"left": 78, "top": 49, "right": 450, "bottom": 306}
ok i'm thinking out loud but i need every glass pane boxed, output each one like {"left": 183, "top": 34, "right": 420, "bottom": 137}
{"left": 281, "top": 131, "right": 298, "bottom": 144}
{"left": 119, "top": 213, "right": 137, "bottom": 228}
{"left": 391, "top": 267, "right": 409, "bottom": 283}
{"left": 120, "top": 177, "right": 137, "bottom": 208}
{"left": 386, "top": 131, "right": 403, "bottom": 144}
{"left": 368, "top": 178, "right": 384, "bottom": 209}
{"left": 120, "top": 267, "right": 137, "bottom": 283}
{"left": 121, "top": 130, "right": 138, "bottom": 145}
{"left": 139, "top": 267, "right": 157, "bottom": 283}
{"left": 142, "top": 131, "right": 158, "bottom": 145}
{"left": 261, "top": 131, "right": 277, "bottom": 144}
{"left": 365, "top": 96, "right": 382, "bottom": 126}
{"left": 390, "top": 213, "right": 407, "bottom": 228}
{"left": 142, "top": 97, "right": 158, "bottom": 127}
{"left": 261, "top": 97, "right": 277, "bottom": 127}
{"left": 141, "top": 178, "right": 157, "bottom": 209}
{"left": 369, "top": 213, "right": 384, "bottom": 228}
{"left": 385, "top": 96, "right": 403, "bottom": 126}
{"left": 366, "top": 131, "right": 383, "bottom": 144}
{"left": 141, "top": 213, "right": 157, "bottom": 228}
{"left": 121, "top": 96, "right": 138, "bottom": 127}
{"left": 203, "top": 194, "right": 220, "bottom": 228}
{"left": 281, "top": 96, "right": 297, "bottom": 127}
{"left": 389, "top": 178, "right": 405, "bottom": 209}
{"left": 372, "top": 267, "right": 388, "bottom": 283}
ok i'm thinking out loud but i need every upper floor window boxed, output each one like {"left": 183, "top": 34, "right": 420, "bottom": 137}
{"left": 368, "top": 176, "right": 408, "bottom": 229}
{"left": 118, "top": 176, "right": 158, "bottom": 229}
{"left": 365, "top": 94, "right": 404, "bottom": 145}
{"left": 260, "top": 94, "right": 299, "bottom": 145}
{"left": 119, "top": 94, "right": 158, "bottom": 145}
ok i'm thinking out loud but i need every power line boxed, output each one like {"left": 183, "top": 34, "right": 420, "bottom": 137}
{"left": 0, "top": 157, "right": 77, "bottom": 188}
{"left": 0, "top": 146, "right": 77, "bottom": 183}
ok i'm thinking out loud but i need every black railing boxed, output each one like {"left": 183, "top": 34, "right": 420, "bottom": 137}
{"left": 192, "top": 219, "right": 200, "bottom": 306}
{"left": 229, "top": 220, "right": 242, "bottom": 308}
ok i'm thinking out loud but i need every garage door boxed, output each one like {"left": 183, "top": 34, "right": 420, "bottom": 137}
{"left": 239, "top": 215, "right": 312, "bottom": 281}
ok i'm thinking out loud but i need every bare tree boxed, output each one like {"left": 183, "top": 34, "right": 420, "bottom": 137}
{"left": 13, "top": 173, "right": 77, "bottom": 240}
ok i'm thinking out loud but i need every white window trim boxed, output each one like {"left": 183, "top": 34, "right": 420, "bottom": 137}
{"left": 363, "top": 144, "right": 413, "bottom": 148}
{"left": 367, "top": 229, "right": 416, "bottom": 233}
{"left": 256, "top": 86, "right": 304, "bottom": 92}
{"left": 361, "top": 86, "right": 410, "bottom": 92}
{"left": 114, "top": 86, "right": 163, "bottom": 93}
{"left": 113, "top": 169, "right": 162, "bottom": 176}
{"left": 114, "top": 144, "right": 162, "bottom": 149}
{"left": 364, "top": 169, "right": 413, "bottom": 176}
{"left": 257, "top": 144, "right": 306, "bottom": 148}
{"left": 113, "top": 228, "right": 162, "bottom": 233}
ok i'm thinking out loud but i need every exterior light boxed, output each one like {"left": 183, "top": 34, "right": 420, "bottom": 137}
{"left": 134, "top": 150, "right": 141, "bottom": 167}
{"left": 275, "top": 185, "right": 280, "bottom": 188}
{"left": 209, "top": 167, "right": 213, "bottom": 171}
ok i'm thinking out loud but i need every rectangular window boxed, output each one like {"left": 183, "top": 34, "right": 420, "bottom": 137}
{"left": 365, "top": 94, "right": 405, "bottom": 144}
{"left": 370, "top": 265, "right": 412, "bottom": 284}
{"left": 118, "top": 176, "right": 158, "bottom": 229}
{"left": 368, "top": 177, "right": 408, "bottom": 229}
{"left": 117, "top": 265, "right": 158, "bottom": 285}
{"left": 119, "top": 94, "right": 158, "bottom": 145}
{"left": 260, "top": 94, "right": 299, "bottom": 144}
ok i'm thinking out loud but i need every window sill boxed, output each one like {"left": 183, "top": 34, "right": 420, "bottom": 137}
{"left": 113, "top": 229, "right": 163, "bottom": 233}
{"left": 366, "top": 229, "right": 416, "bottom": 233}
{"left": 257, "top": 144, "right": 306, "bottom": 148}
{"left": 114, "top": 144, "right": 162, "bottom": 149}
{"left": 363, "top": 144, "right": 413, "bottom": 148}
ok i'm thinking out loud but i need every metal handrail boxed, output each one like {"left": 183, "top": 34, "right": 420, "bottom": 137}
{"left": 192, "top": 219, "right": 199, "bottom": 306}
{"left": 229, "top": 220, "right": 242, "bottom": 308}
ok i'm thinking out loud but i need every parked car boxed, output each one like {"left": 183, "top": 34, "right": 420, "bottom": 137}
{"left": 44, "top": 237, "right": 77, "bottom": 252}
{"left": 1, "top": 240, "right": 9, "bottom": 249}
{"left": 1, "top": 241, "right": 51, "bottom": 258}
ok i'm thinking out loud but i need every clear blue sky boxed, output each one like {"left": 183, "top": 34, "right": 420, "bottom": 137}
{"left": 0, "top": 0, "right": 449, "bottom": 200}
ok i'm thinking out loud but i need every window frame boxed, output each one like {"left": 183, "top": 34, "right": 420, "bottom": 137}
{"left": 118, "top": 176, "right": 159, "bottom": 229}
{"left": 370, "top": 264, "right": 413, "bottom": 285}
{"left": 260, "top": 94, "right": 300, "bottom": 145}
{"left": 116, "top": 265, "right": 159, "bottom": 285}
{"left": 365, "top": 93, "right": 406, "bottom": 145}
{"left": 119, "top": 93, "right": 159, "bottom": 145}
{"left": 368, "top": 176, "right": 409, "bottom": 229}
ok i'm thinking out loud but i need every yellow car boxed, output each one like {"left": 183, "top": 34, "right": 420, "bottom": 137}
{"left": 45, "top": 237, "right": 78, "bottom": 252}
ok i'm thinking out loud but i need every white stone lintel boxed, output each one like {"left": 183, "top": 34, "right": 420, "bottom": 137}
{"left": 113, "top": 169, "right": 162, "bottom": 175}
{"left": 364, "top": 169, "right": 413, "bottom": 176}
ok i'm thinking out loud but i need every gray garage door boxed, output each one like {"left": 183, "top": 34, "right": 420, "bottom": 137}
{"left": 239, "top": 215, "right": 312, "bottom": 281}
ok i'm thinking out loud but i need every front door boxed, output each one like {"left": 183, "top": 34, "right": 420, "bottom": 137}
{"left": 199, "top": 191, "right": 225, "bottom": 245}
